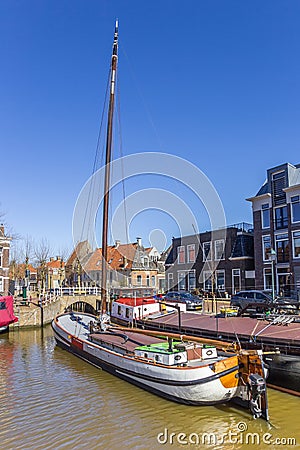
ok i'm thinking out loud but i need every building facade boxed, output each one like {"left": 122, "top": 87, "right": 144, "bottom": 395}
{"left": 165, "top": 224, "right": 255, "bottom": 295}
{"left": 0, "top": 225, "right": 11, "bottom": 296}
{"left": 67, "top": 238, "right": 165, "bottom": 294}
{"left": 247, "top": 162, "right": 300, "bottom": 297}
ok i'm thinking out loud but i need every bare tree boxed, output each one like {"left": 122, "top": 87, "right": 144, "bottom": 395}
{"left": 21, "top": 235, "right": 34, "bottom": 265}
{"left": 34, "top": 238, "right": 52, "bottom": 292}
{"left": 0, "top": 205, "right": 21, "bottom": 241}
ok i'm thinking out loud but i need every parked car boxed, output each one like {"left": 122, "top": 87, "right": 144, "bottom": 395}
{"left": 230, "top": 290, "right": 273, "bottom": 312}
{"left": 164, "top": 291, "right": 203, "bottom": 311}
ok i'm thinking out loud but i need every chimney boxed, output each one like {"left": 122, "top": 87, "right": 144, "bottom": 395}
{"left": 0, "top": 224, "right": 4, "bottom": 236}
{"left": 56, "top": 256, "right": 61, "bottom": 261}
{"left": 115, "top": 240, "right": 121, "bottom": 248}
{"left": 50, "top": 257, "right": 54, "bottom": 262}
{"left": 137, "top": 237, "right": 142, "bottom": 247}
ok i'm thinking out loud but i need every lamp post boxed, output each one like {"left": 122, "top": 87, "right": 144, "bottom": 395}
{"left": 269, "top": 248, "right": 277, "bottom": 301}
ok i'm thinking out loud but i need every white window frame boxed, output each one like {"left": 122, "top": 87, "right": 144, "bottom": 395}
{"left": 262, "top": 235, "right": 271, "bottom": 261}
{"left": 202, "top": 242, "right": 211, "bottom": 261}
{"left": 188, "top": 270, "right": 196, "bottom": 290}
{"left": 0, "top": 276, "right": 3, "bottom": 293}
{"left": 214, "top": 240, "right": 225, "bottom": 260}
{"left": 275, "top": 232, "right": 289, "bottom": 263}
{"left": 291, "top": 196, "right": 300, "bottom": 224}
{"left": 232, "top": 268, "right": 241, "bottom": 294}
{"left": 167, "top": 272, "right": 174, "bottom": 291}
{"left": 292, "top": 230, "right": 300, "bottom": 259}
{"left": 177, "top": 246, "right": 185, "bottom": 264}
{"left": 261, "top": 204, "right": 270, "bottom": 229}
{"left": 216, "top": 270, "right": 225, "bottom": 291}
{"left": 203, "top": 270, "right": 213, "bottom": 291}
{"left": 0, "top": 247, "right": 3, "bottom": 268}
{"left": 178, "top": 271, "right": 186, "bottom": 290}
{"left": 263, "top": 267, "right": 272, "bottom": 290}
{"left": 151, "top": 275, "right": 156, "bottom": 287}
{"left": 187, "top": 244, "right": 196, "bottom": 263}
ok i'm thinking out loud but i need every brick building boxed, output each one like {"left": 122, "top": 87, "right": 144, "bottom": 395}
{"left": 0, "top": 225, "right": 11, "bottom": 295}
{"left": 165, "top": 224, "right": 255, "bottom": 295}
{"left": 247, "top": 162, "right": 300, "bottom": 296}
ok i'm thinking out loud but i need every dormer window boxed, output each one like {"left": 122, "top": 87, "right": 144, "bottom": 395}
{"left": 272, "top": 171, "right": 286, "bottom": 205}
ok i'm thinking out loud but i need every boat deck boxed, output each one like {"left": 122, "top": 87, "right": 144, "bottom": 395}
{"left": 90, "top": 331, "right": 166, "bottom": 353}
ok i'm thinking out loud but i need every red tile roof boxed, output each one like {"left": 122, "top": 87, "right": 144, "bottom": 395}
{"left": 46, "top": 259, "right": 65, "bottom": 269}
{"left": 84, "top": 243, "right": 138, "bottom": 272}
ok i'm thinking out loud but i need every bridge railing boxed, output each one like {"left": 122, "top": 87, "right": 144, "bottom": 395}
{"left": 46, "top": 287, "right": 102, "bottom": 297}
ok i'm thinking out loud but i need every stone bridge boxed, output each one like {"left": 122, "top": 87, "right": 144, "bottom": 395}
{"left": 12, "top": 295, "right": 101, "bottom": 329}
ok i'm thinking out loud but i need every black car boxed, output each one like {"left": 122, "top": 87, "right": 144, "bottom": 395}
{"left": 164, "top": 291, "right": 203, "bottom": 311}
{"left": 230, "top": 290, "right": 272, "bottom": 311}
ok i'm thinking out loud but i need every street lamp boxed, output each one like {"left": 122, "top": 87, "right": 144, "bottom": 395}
{"left": 269, "top": 248, "right": 277, "bottom": 301}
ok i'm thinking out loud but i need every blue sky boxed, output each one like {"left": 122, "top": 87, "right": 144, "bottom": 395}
{"left": 1, "top": 1, "right": 300, "bottom": 256}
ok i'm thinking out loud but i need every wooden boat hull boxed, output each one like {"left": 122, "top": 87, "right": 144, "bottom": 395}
{"left": 52, "top": 313, "right": 267, "bottom": 415}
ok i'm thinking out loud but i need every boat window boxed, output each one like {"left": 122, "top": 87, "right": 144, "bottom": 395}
{"left": 125, "top": 308, "right": 130, "bottom": 318}
{"left": 117, "top": 305, "right": 122, "bottom": 315}
{"left": 0, "top": 301, "right": 6, "bottom": 310}
{"left": 144, "top": 353, "right": 148, "bottom": 358}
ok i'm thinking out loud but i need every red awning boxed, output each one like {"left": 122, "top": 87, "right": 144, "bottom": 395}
{"left": 0, "top": 296, "right": 18, "bottom": 327}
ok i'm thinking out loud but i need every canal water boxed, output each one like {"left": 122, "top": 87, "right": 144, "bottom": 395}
{"left": 0, "top": 326, "right": 299, "bottom": 450}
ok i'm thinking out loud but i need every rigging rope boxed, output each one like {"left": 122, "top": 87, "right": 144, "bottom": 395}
{"left": 79, "top": 68, "right": 111, "bottom": 246}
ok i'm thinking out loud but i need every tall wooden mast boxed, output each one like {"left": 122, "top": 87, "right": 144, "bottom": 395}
{"left": 101, "top": 20, "right": 118, "bottom": 314}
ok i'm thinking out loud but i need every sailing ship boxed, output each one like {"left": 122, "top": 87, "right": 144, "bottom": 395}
{"left": 52, "top": 21, "right": 270, "bottom": 420}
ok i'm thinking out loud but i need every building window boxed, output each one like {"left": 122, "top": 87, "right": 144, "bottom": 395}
{"left": 0, "top": 247, "right": 3, "bottom": 268}
{"left": 187, "top": 244, "right": 195, "bottom": 263}
{"left": 203, "top": 271, "right": 212, "bottom": 291}
{"left": 276, "top": 233, "right": 289, "bottom": 263}
{"left": 261, "top": 204, "right": 270, "bottom": 229}
{"left": 216, "top": 270, "right": 225, "bottom": 291}
{"left": 293, "top": 231, "right": 300, "bottom": 258}
{"left": 232, "top": 269, "right": 241, "bottom": 294}
{"left": 215, "top": 240, "right": 225, "bottom": 260}
{"left": 263, "top": 268, "right": 272, "bottom": 290}
{"left": 291, "top": 196, "right": 300, "bottom": 223}
{"left": 167, "top": 272, "right": 173, "bottom": 290}
{"left": 0, "top": 277, "right": 3, "bottom": 293}
{"left": 262, "top": 235, "right": 271, "bottom": 261}
{"left": 151, "top": 275, "right": 155, "bottom": 287}
{"left": 143, "top": 257, "right": 149, "bottom": 267}
{"left": 137, "top": 275, "right": 142, "bottom": 285}
{"left": 202, "top": 242, "right": 211, "bottom": 261}
{"left": 274, "top": 206, "right": 288, "bottom": 230}
{"left": 178, "top": 272, "right": 186, "bottom": 290}
{"left": 146, "top": 275, "right": 150, "bottom": 286}
{"left": 188, "top": 270, "right": 196, "bottom": 290}
{"left": 177, "top": 246, "right": 185, "bottom": 264}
